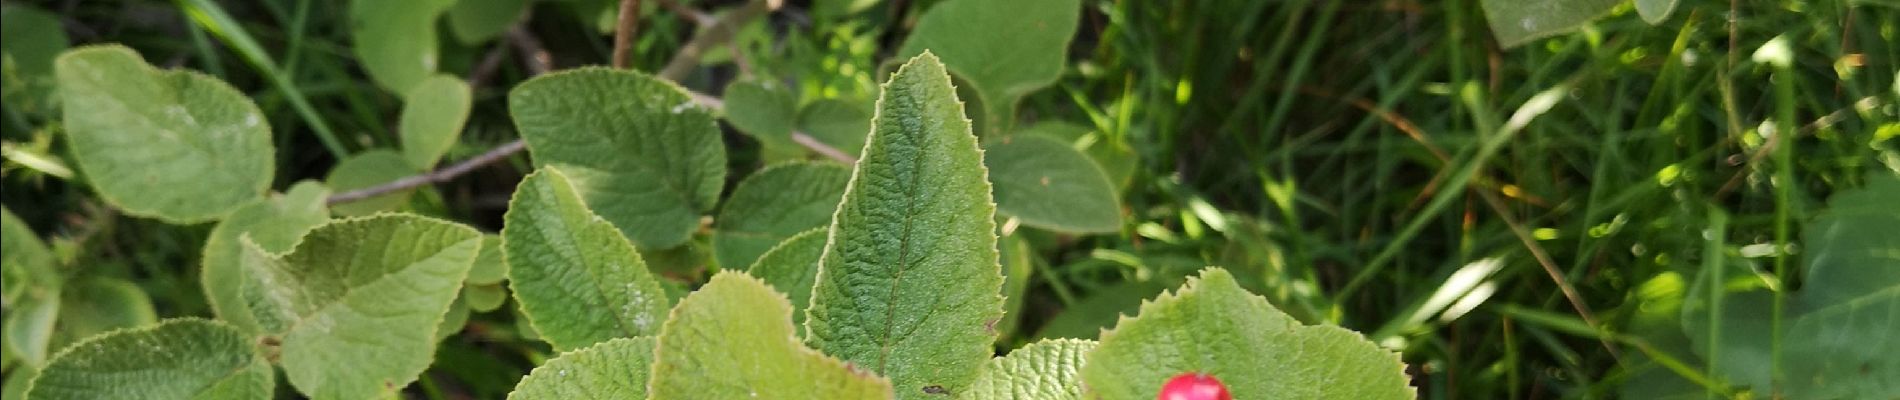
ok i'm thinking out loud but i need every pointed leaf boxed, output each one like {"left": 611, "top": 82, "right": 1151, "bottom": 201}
{"left": 235, "top": 214, "right": 480, "bottom": 400}
{"left": 53, "top": 45, "right": 273, "bottom": 222}
{"left": 202, "top": 181, "right": 331, "bottom": 335}
{"left": 715, "top": 163, "right": 851, "bottom": 270}
{"left": 747, "top": 229, "right": 828, "bottom": 327}
{"left": 351, "top": 0, "right": 454, "bottom": 93}
{"left": 399, "top": 74, "right": 472, "bottom": 169}
{"left": 509, "top": 67, "right": 727, "bottom": 249}
{"left": 325, "top": 150, "right": 421, "bottom": 217}
{"left": 897, "top": 0, "right": 1080, "bottom": 134}
{"left": 1479, "top": 0, "right": 1621, "bottom": 48}
{"left": 650, "top": 272, "right": 893, "bottom": 399}
{"left": 984, "top": 135, "right": 1122, "bottom": 233}
{"left": 507, "top": 337, "right": 656, "bottom": 399}
{"left": 1081, "top": 268, "right": 1414, "bottom": 399}
{"left": 804, "top": 52, "right": 1005, "bottom": 399}
{"left": 503, "top": 167, "right": 672, "bottom": 351}
{"left": 967, "top": 339, "right": 1095, "bottom": 400}
{"left": 25, "top": 319, "right": 273, "bottom": 400}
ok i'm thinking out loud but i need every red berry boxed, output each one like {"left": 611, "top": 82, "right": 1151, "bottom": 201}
{"left": 1158, "top": 372, "right": 1231, "bottom": 400}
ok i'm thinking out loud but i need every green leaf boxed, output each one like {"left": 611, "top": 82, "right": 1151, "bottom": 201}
{"left": 509, "top": 67, "right": 728, "bottom": 249}
{"left": 399, "top": 74, "right": 472, "bottom": 169}
{"left": 1081, "top": 268, "right": 1414, "bottom": 399}
{"left": 1783, "top": 174, "right": 1900, "bottom": 398}
{"left": 897, "top": 0, "right": 1080, "bottom": 134}
{"left": 1635, "top": 0, "right": 1680, "bottom": 24}
{"left": 0, "top": 4, "right": 71, "bottom": 116}
{"left": 52, "top": 278, "right": 158, "bottom": 350}
{"left": 25, "top": 319, "right": 273, "bottom": 400}
{"left": 1019, "top": 121, "right": 1136, "bottom": 190}
{"left": 724, "top": 78, "right": 799, "bottom": 145}
{"left": 650, "top": 272, "right": 893, "bottom": 399}
{"left": 437, "top": 294, "right": 471, "bottom": 340}
{"left": 53, "top": 45, "right": 273, "bottom": 223}
{"left": 466, "top": 234, "right": 508, "bottom": 285}
{"left": 996, "top": 233, "right": 1034, "bottom": 339}
{"left": 803, "top": 53, "right": 1005, "bottom": 399}
{"left": 325, "top": 149, "right": 421, "bottom": 217}
{"left": 984, "top": 135, "right": 1122, "bottom": 233}
{"left": 464, "top": 283, "right": 508, "bottom": 312}
{"left": 235, "top": 214, "right": 480, "bottom": 400}
{"left": 507, "top": 337, "right": 655, "bottom": 400}
{"left": 714, "top": 163, "right": 852, "bottom": 270}
{"left": 351, "top": 0, "right": 454, "bottom": 93}
{"left": 2, "top": 206, "right": 58, "bottom": 306}
{"left": 1479, "top": 0, "right": 1622, "bottom": 48}
{"left": 1033, "top": 281, "right": 1167, "bottom": 340}
{"left": 447, "top": 0, "right": 530, "bottom": 44}
{"left": 966, "top": 339, "right": 1095, "bottom": 400}
{"left": 201, "top": 181, "right": 331, "bottom": 335}
{"left": 503, "top": 167, "right": 672, "bottom": 351}
{"left": 4, "top": 288, "right": 58, "bottom": 367}
{"left": 797, "top": 98, "right": 873, "bottom": 158}
{"left": 747, "top": 229, "right": 827, "bottom": 327}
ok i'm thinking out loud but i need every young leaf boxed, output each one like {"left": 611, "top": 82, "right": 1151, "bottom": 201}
{"left": 897, "top": 0, "right": 1080, "bottom": 134}
{"left": 803, "top": 52, "right": 1005, "bottom": 399}
{"left": 235, "top": 214, "right": 480, "bottom": 400}
{"left": 447, "top": 0, "right": 530, "bottom": 45}
{"left": 714, "top": 163, "right": 852, "bottom": 270}
{"left": 0, "top": 4, "right": 71, "bottom": 115}
{"left": 465, "top": 234, "right": 508, "bottom": 285}
{"left": 966, "top": 339, "right": 1096, "bottom": 400}
{"left": 1081, "top": 268, "right": 1414, "bottom": 399}
{"left": 650, "top": 271, "right": 893, "bottom": 399}
{"left": 25, "top": 319, "right": 273, "bottom": 400}
{"left": 509, "top": 67, "right": 727, "bottom": 249}
{"left": 797, "top": 98, "right": 873, "bottom": 158}
{"left": 53, "top": 45, "right": 273, "bottom": 223}
{"left": 747, "top": 229, "right": 828, "bottom": 326}
{"left": 984, "top": 135, "right": 1123, "bottom": 233}
{"left": 1635, "top": 0, "right": 1680, "bottom": 25}
{"left": 201, "top": 181, "right": 331, "bottom": 335}
{"left": 1479, "top": 0, "right": 1622, "bottom": 48}
{"left": 503, "top": 167, "right": 672, "bottom": 351}
{"left": 399, "top": 74, "right": 473, "bottom": 169}
{"left": 325, "top": 149, "right": 421, "bottom": 216}
{"left": 508, "top": 337, "right": 656, "bottom": 400}
{"left": 351, "top": 0, "right": 454, "bottom": 93}
{"left": 723, "top": 78, "right": 799, "bottom": 146}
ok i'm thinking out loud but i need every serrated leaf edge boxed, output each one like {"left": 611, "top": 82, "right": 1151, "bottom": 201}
{"left": 653, "top": 270, "right": 894, "bottom": 394}
{"left": 22, "top": 317, "right": 267, "bottom": 399}
{"left": 500, "top": 166, "right": 667, "bottom": 351}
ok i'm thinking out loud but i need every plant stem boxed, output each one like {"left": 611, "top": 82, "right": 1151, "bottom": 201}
{"left": 613, "top": 0, "right": 642, "bottom": 69}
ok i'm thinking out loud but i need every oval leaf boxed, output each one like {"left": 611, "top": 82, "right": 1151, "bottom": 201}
{"left": 985, "top": 135, "right": 1122, "bottom": 233}
{"left": 447, "top": 0, "right": 530, "bottom": 44}
{"left": 966, "top": 339, "right": 1095, "bottom": 400}
{"left": 650, "top": 271, "right": 893, "bottom": 399}
{"left": 399, "top": 74, "right": 472, "bottom": 169}
{"left": 714, "top": 162, "right": 852, "bottom": 270}
{"left": 25, "top": 319, "right": 273, "bottom": 400}
{"left": 897, "top": 0, "right": 1080, "bottom": 134}
{"left": 797, "top": 98, "right": 873, "bottom": 158}
{"left": 54, "top": 45, "right": 273, "bottom": 222}
{"left": 503, "top": 167, "right": 672, "bottom": 351}
{"left": 1636, "top": 0, "right": 1680, "bottom": 24}
{"left": 201, "top": 181, "right": 331, "bottom": 335}
{"left": 509, "top": 67, "right": 727, "bottom": 249}
{"left": 747, "top": 228, "right": 828, "bottom": 327}
{"left": 351, "top": 0, "right": 454, "bottom": 93}
{"left": 466, "top": 234, "right": 507, "bottom": 285}
{"left": 508, "top": 337, "right": 656, "bottom": 399}
{"left": 1479, "top": 0, "right": 1622, "bottom": 48}
{"left": 724, "top": 79, "right": 799, "bottom": 145}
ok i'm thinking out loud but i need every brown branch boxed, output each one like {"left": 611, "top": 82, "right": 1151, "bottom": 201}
{"left": 612, "top": 0, "right": 642, "bottom": 69}
{"left": 326, "top": 140, "right": 528, "bottom": 205}
{"left": 658, "top": 0, "right": 779, "bottom": 80}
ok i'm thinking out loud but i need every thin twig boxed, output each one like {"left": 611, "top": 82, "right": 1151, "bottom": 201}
{"left": 612, "top": 0, "right": 642, "bottom": 69}
{"left": 507, "top": 26, "right": 553, "bottom": 75}
{"left": 658, "top": 0, "right": 779, "bottom": 80}
{"left": 327, "top": 141, "right": 528, "bottom": 205}
{"left": 657, "top": 0, "right": 717, "bottom": 27}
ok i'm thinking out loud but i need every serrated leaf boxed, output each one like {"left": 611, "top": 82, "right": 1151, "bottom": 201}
{"left": 509, "top": 67, "right": 727, "bottom": 249}
{"left": 466, "top": 234, "right": 507, "bottom": 285}
{"left": 650, "top": 272, "right": 893, "bottom": 399}
{"left": 1479, "top": 0, "right": 1622, "bottom": 48}
{"left": 25, "top": 319, "right": 272, "bottom": 400}
{"left": 464, "top": 284, "right": 508, "bottom": 312}
{"left": 325, "top": 149, "right": 421, "bottom": 217}
{"left": 985, "top": 135, "right": 1122, "bottom": 233}
{"left": 351, "top": 0, "right": 454, "bottom": 93}
{"left": 503, "top": 167, "right": 672, "bottom": 351}
{"left": 202, "top": 181, "right": 331, "bottom": 335}
{"left": 2, "top": 206, "right": 58, "bottom": 307}
{"left": 797, "top": 98, "right": 872, "bottom": 158}
{"left": 52, "top": 277, "right": 157, "bottom": 350}
{"left": 53, "top": 45, "right": 272, "bottom": 223}
{"left": 747, "top": 229, "right": 827, "bottom": 327}
{"left": 724, "top": 79, "right": 799, "bottom": 145}
{"left": 803, "top": 53, "right": 1004, "bottom": 399}
{"left": 897, "top": 0, "right": 1079, "bottom": 135}
{"left": 1636, "top": 0, "right": 1680, "bottom": 24}
{"left": 715, "top": 163, "right": 851, "bottom": 270}
{"left": 399, "top": 74, "right": 472, "bottom": 169}
{"left": 507, "top": 337, "right": 655, "bottom": 400}
{"left": 1081, "top": 268, "right": 1414, "bottom": 399}
{"left": 0, "top": 4, "right": 70, "bottom": 116}
{"left": 447, "top": 0, "right": 530, "bottom": 44}
{"left": 234, "top": 214, "right": 480, "bottom": 400}
{"left": 967, "top": 339, "right": 1095, "bottom": 400}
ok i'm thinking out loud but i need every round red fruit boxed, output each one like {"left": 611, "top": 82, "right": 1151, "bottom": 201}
{"left": 1158, "top": 372, "right": 1231, "bottom": 400}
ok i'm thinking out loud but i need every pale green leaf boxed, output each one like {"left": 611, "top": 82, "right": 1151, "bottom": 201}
{"left": 996, "top": 233, "right": 1034, "bottom": 338}
{"left": 25, "top": 318, "right": 273, "bottom": 400}
{"left": 447, "top": 0, "right": 530, "bottom": 44}
{"left": 235, "top": 214, "right": 480, "bottom": 400}
{"left": 747, "top": 229, "right": 827, "bottom": 327}
{"left": 464, "top": 284, "right": 508, "bottom": 312}
{"left": 52, "top": 278, "right": 157, "bottom": 350}
{"left": 2, "top": 206, "right": 58, "bottom": 307}
{"left": 437, "top": 295, "right": 470, "bottom": 340}
{"left": 0, "top": 4, "right": 70, "bottom": 116}
{"left": 54, "top": 45, "right": 273, "bottom": 223}
{"left": 466, "top": 234, "right": 508, "bottom": 285}
{"left": 1479, "top": 0, "right": 1621, "bottom": 48}
{"left": 1019, "top": 121, "right": 1135, "bottom": 190}
{"left": 201, "top": 181, "right": 331, "bottom": 335}
{"left": 797, "top": 98, "right": 872, "bottom": 158}
{"left": 724, "top": 79, "right": 799, "bottom": 145}
{"left": 715, "top": 163, "right": 851, "bottom": 270}
{"left": 507, "top": 337, "right": 655, "bottom": 400}
{"left": 3, "top": 289, "right": 58, "bottom": 367}
{"left": 985, "top": 135, "right": 1122, "bottom": 233}
{"left": 897, "top": 0, "right": 1080, "bottom": 134}
{"left": 1636, "top": 0, "right": 1681, "bottom": 24}
{"left": 804, "top": 53, "right": 1005, "bottom": 399}
{"left": 503, "top": 167, "right": 672, "bottom": 351}
{"left": 509, "top": 67, "right": 727, "bottom": 249}
{"left": 1081, "top": 268, "right": 1414, "bottom": 399}
{"left": 650, "top": 272, "right": 893, "bottom": 399}
{"left": 966, "top": 339, "right": 1095, "bottom": 400}
{"left": 351, "top": 0, "right": 454, "bottom": 93}
{"left": 399, "top": 74, "right": 472, "bottom": 169}
{"left": 325, "top": 149, "right": 421, "bottom": 217}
